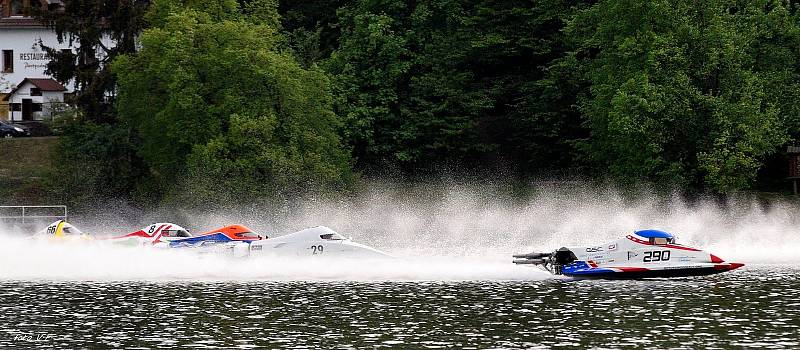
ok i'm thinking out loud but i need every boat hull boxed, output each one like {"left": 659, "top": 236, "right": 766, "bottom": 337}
{"left": 563, "top": 262, "right": 745, "bottom": 279}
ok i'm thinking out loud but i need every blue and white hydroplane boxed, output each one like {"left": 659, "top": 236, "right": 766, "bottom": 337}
{"left": 513, "top": 229, "right": 744, "bottom": 279}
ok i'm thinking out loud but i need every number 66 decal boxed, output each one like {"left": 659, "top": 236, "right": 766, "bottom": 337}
{"left": 643, "top": 250, "right": 670, "bottom": 262}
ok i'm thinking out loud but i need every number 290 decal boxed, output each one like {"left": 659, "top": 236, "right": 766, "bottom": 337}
{"left": 643, "top": 250, "right": 670, "bottom": 262}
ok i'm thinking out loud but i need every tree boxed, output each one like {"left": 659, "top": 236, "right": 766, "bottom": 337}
{"left": 36, "top": 0, "right": 149, "bottom": 122}
{"left": 455, "top": 0, "right": 591, "bottom": 173}
{"left": 278, "top": 0, "right": 353, "bottom": 66}
{"left": 562, "top": 0, "right": 792, "bottom": 192}
{"left": 35, "top": 0, "right": 149, "bottom": 203}
{"left": 114, "top": 0, "right": 353, "bottom": 203}
{"left": 48, "top": 117, "right": 143, "bottom": 204}
{"left": 328, "top": 0, "right": 587, "bottom": 174}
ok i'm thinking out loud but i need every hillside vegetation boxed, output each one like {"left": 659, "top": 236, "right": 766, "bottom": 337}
{"left": 0, "top": 137, "right": 57, "bottom": 204}
{"left": 25, "top": 0, "right": 800, "bottom": 208}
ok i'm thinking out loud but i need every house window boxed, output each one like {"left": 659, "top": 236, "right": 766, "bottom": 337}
{"left": 10, "top": 0, "right": 22, "bottom": 16}
{"left": 10, "top": 103, "right": 21, "bottom": 111}
{"left": 32, "top": 103, "right": 42, "bottom": 112}
{"left": 60, "top": 49, "right": 73, "bottom": 64}
{"left": 2, "top": 50, "right": 12, "bottom": 73}
{"left": 30, "top": 88, "right": 41, "bottom": 96}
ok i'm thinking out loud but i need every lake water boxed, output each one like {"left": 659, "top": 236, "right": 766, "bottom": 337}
{"left": 1, "top": 265, "right": 797, "bottom": 349}
{"left": 3, "top": 190, "right": 800, "bottom": 348}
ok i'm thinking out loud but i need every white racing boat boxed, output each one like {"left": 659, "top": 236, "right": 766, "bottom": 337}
{"left": 513, "top": 229, "right": 743, "bottom": 279}
{"left": 249, "top": 226, "right": 389, "bottom": 258}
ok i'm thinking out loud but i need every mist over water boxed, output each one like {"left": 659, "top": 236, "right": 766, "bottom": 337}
{"left": 1, "top": 183, "right": 798, "bottom": 281}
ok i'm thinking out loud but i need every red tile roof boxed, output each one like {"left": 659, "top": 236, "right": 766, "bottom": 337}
{"left": 27, "top": 78, "right": 67, "bottom": 91}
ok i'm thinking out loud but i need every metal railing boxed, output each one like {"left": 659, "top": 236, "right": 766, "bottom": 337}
{"left": 0, "top": 205, "right": 67, "bottom": 224}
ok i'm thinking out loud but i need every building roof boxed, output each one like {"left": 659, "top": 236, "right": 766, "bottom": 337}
{"left": 27, "top": 78, "right": 66, "bottom": 91}
{"left": 0, "top": 17, "right": 46, "bottom": 28}
{"left": 2, "top": 78, "right": 67, "bottom": 100}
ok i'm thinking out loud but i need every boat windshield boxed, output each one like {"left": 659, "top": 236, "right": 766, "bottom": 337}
{"left": 320, "top": 232, "right": 346, "bottom": 240}
{"left": 650, "top": 237, "right": 675, "bottom": 245}
{"left": 235, "top": 231, "right": 262, "bottom": 239}
{"left": 61, "top": 225, "right": 84, "bottom": 236}
{"left": 162, "top": 229, "right": 191, "bottom": 238}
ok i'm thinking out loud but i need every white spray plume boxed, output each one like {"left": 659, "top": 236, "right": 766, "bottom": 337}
{"left": 0, "top": 183, "right": 796, "bottom": 280}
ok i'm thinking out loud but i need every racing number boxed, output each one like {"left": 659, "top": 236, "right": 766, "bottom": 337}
{"left": 310, "top": 245, "right": 324, "bottom": 255}
{"left": 643, "top": 250, "right": 671, "bottom": 262}
{"left": 148, "top": 225, "right": 156, "bottom": 234}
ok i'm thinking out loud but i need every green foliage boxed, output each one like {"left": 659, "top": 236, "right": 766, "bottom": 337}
{"left": 563, "top": 0, "right": 793, "bottom": 192}
{"left": 327, "top": 5, "right": 416, "bottom": 166}
{"left": 463, "top": 0, "right": 591, "bottom": 172}
{"left": 113, "top": 0, "right": 353, "bottom": 203}
{"left": 36, "top": 0, "right": 150, "bottom": 204}
{"left": 328, "top": 0, "right": 583, "bottom": 171}
{"left": 44, "top": 103, "right": 80, "bottom": 135}
{"left": 185, "top": 111, "right": 353, "bottom": 203}
{"left": 278, "top": 0, "right": 352, "bottom": 66}
{"left": 40, "top": 0, "right": 800, "bottom": 207}
{"left": 47, "top": 117, "right": 142, "bottom": 205}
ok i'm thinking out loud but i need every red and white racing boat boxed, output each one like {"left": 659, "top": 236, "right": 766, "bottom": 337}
{"left": 513, "top": 229, "right": 744, "bottom": 279}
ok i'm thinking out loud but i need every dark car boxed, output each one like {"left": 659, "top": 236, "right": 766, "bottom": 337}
{"left": 0, "top": 120, "right": 31, "bottom": 138}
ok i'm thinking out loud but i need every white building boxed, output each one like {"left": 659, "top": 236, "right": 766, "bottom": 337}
{"left": 3, "top": 77, "right": 65, "bottom": 120}
{"left": 1, "top": 0, "right": 73, "bottom": 120}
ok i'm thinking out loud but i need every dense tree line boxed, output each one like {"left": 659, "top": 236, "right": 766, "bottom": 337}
{"left": 115, "top": 0, "right": 352, "bottom": 205}
{"left": 37, "top": 0, "right": 800, "bottom": 206}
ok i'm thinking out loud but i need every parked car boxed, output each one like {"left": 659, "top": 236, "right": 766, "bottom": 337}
{"left": 0, "top": 120, "right": 31, "bottom": 138}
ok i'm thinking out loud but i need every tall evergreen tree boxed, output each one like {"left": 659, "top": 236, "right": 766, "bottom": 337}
{"left": 36, "top": 0, "right": 149, "bottom": 122}
{"left": 35, "top": 0, "right": 149, "bottom": 204}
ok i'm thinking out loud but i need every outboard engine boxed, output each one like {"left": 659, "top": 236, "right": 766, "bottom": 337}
{"left": 552, "top": 247, "right": 577, "bottom": 274}
{"left": 513, "top": 247, "right": 577, "bottom": 275}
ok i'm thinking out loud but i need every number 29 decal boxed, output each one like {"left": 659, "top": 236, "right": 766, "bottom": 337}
{"left": 310, "top": 245, "right": 324, "bottom": 255}
{"left": 643, "top": 250, "right": 670, "bottom": 262}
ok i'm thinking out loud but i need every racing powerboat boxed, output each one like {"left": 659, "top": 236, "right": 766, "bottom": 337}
{"left": 513, "top": 229, "right": 743, "bottom": 279}
{"left": 34, "top": 220, "right": 390, "bottom": 258}
{"left": 158, "top": 224, "right": 263, "bottom": 257}
{"left": 107, "top": 222, "right": 193, "bottom": 246}
{"left": 249, "top": 226, "right": 390, "bottom": 258}
{"left": 33, "top": 220, "right": 92, "bottom": 241}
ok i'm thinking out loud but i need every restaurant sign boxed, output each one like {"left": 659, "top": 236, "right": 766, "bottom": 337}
{"left": 19, "top": 52, "right": 51, "bottom": 69}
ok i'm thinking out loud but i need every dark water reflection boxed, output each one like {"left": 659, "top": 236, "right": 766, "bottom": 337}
{"left": 0, "top": 265, "right": 797, "bottom": 349}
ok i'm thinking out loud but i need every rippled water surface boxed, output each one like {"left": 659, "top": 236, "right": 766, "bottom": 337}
{"left": 1, "top": 265, "right": 797, "bottom": 349}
